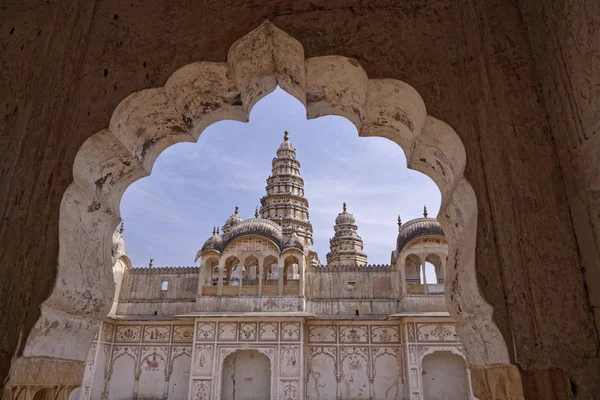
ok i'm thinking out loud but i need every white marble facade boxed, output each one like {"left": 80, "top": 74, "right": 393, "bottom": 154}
{"left": 79, "top": 132, "right": 474, "bottom": 399}
{"left": 81, "top": 319, "right": 470, "bottom": 400}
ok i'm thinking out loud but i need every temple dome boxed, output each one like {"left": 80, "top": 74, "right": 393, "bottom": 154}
{"left": 396, "top": 217, "right": 445, "bottom": 254}
{"left": 335, "top": 204, "right": 356, "bottom": 225}
{"left": 277, "top": 130, "right": 295, "bottom": 152}
{"left": 221, "top": 218, "right": 284, "bottom": 250}
{"left": 222, "top": 205, "right": 243, "bottom": 233}
{"left": 196, "top": 228, "right": 224, "bottom": 261}
{"left": 200, "top": 232, "right": 223, "bottom": 253}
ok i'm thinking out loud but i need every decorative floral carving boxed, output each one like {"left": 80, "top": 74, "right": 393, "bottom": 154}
{"left": 280, "top": 381, "right": 299, "bottom": 400}
{"left": 101, "top": 323, "right": 114, "bottom": 342}
{"left": 173, "top": 325, "right": 195, "bottom": 342}
{"left": 308, "top": 326, "right": 336, "bottom": 343}
{"left": 259, "top": 322, "right": 278, "bottom": 341}
{"left": 417, "top": 323, "right": 457, "bottom": 342}
{"left": 143, "top": 325, "right": 170, "bottom": 342}
{"left": 280, "top": 322, "right": 300, "bottom": 341}
{"left": 340, "top": 326, "right": 368, "bottom": 343}
{"left": 370, "top": 325, "right": 401, "bottom": 343}
{"left": 192, "top": 380, "right": 211, "bottom": 400}
{"left": 239, "top": 323, "right": 257, "bottom": 341}
{"left": 218, "top": 322, "right": 237, "bottom": 341}
{"left": 197, "top": 322, "right": 216, "bottom": 341}
{"left": 115, "top": 325, "right": 141, "bottom": 343}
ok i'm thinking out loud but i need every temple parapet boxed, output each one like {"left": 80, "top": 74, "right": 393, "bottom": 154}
{"left": 310, "top": 263, "right": 392, "bottom": 272}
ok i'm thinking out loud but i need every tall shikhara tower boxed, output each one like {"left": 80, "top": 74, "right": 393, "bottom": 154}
{"left": 259, "top": 131, "right": 314, "bottom": 248}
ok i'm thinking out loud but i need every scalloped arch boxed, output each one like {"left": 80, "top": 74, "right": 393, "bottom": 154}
{"left": 21, "top": 20, "right": 509, "bottom": 370}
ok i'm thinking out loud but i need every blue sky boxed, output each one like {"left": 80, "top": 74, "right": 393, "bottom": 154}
{"left": 120, "top": 88, "right": 441, "bottom": 268}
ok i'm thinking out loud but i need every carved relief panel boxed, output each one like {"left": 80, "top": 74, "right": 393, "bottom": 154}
{"left": 308, "top": 325, "right": 336, "bottom": 343}
{"left": 280, "top": 322, "right": 300, "bottom": 341}
{"left": 196, "top": 322, "right": 216, "bottom": 341}
{"left": 101, "top": 323, "right": 114, "bottom": 342}
{"left": 193, "top": 344, "right": 214, "bottom": 375}
{"left": 239, "top": 322, "right": 257, "bottom": 341}
{"left": 259, "top": 322, "right": 278, "bottom": 341}
{"left": 142, "top": 325, "right": 171, "bottom": 343}
{"left": 280, "top": 344, "right": 300, "bottom": 376}
{"left": 115, "top": 325, "right": 141, "bottom": 343}
{"left": 140, "top": 346, "right": 168, "bottom": 372}
{"left": 192, "top": 379, "right": 212, "bottom": 400}
{"left": 279, "top": 380, "right": 300, "bottom": 400}
{"left": 371, "top": 326, "right": 400, "bottom": 343}
{"left": 339, "top": 325, "right": 368, "bottom": 343}
{"left": 339, "top": 346, "right": 370, "bottom": 399}
{"left": 306, "top": 346, "right": 337, "bottom": 400}
{"left": 218, "top": 322, "right": 237, "bottom": 341}
{"left": 173, "top": 325, "right": 195, "bottom": 343}
{"left": 416, "top": 323, "right": 458, "bottom": 342}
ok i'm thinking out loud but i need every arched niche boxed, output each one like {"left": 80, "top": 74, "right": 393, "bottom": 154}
{"left": 13, "top": 20, "right": 514, "bottom": 392}
{"left": 421, "top": 350, "right": 471, "bottom": 400}
{"left": 219, "top": 349, "right": 273, "bottom": 400}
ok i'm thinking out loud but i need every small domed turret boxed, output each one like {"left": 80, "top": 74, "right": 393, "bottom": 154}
{"left": 396, "top": 206, "right": 444, "bottom": 254}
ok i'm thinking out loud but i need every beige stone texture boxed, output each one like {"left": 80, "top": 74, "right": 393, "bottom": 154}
{"left": 1, "top": 2, "right": 599, "bottom": 398}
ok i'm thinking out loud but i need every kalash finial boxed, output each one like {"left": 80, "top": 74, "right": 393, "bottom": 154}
{"left": 343, "top": 202, "right": 347, "bottom": 213}
{"left": 423, "top": 205, "right": 428, "bottom": 218}
{"left": 212, "top": 226, "right": 216, "bottom": 235}
{"left": 119, "top": 220, "right": 125, "bottom": 234}
{"left": 255, "top": 206, "right": 259, "bottom": 218}
{"left": 216, "top": 227, "right": 220, "bottom": 235}
{"left": 284, "top": 130, "right": 289, "bottom": 141}
{"left": 234, "top": 205, "right": 239, "bottom": 215}
{"left": 397, "top": 215, "right": 402, "bottom": 230}
{"left": 149, "top": 258, "right": 154, "bottom": 268}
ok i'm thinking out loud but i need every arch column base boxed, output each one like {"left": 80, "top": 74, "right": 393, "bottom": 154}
{"left": 470, "top": 364, "right": 524, "bottom": 400}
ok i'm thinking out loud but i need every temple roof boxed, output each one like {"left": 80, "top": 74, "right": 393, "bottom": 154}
{"left": 396, "top": 217, "right": 445, "bottom": 254}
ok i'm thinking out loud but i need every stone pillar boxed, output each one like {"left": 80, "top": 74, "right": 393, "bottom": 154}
{"left": 400, "top": 257, "right": 407, "bottom": 295}
{"left": 298, "top": 255, "right": 305, "bottom": 296}
{"left": 163, "top": 374, "right": 170, "bottom": 400}
{"left": 277, "top": 258, "right": 284, "bottom": 295}
{"left": 197, "top": 260, "right": 204, "bottom": 297}
{"left": 258, "top": 259, "right": 263, "bottom": 296}
{"left": 421, "top": 259, "right": 428, "bottom": 294}
{"left": 335, "top": 375, "right": 342, "bottom": 400}
{"left": 133, "top": 372, "right": 140, "bottom": 399}
{"left": 217, "top": 259, "right": 225, "bottom": 296}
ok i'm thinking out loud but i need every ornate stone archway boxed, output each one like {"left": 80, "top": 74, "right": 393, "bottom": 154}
{"left": 6, "top": 21, "right": 521, "bottom": 399}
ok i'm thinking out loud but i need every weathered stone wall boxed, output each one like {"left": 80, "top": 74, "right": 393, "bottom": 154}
{"left": 79, "top": 321, "right": 194, "bottom": 399}
{"left": 1, "top": 1, "right": 598, "bottom": 397}
{"left": 305, "top": 268, "right": 400, "bottom": 300}
{"left": 517, "top": 1, "right": 600, "bottom": 395}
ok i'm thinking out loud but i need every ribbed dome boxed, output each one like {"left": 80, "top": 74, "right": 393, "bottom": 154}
{"left": 335, "top": 203, "right": 356, "bottom": 225}
{"left": 221, "top": 218, "right": 284, "bottom": 250}
{"left": 201, "top": 233, "right": 223, "bottom": 253}
{"left": 396, "top": 217, "right": 445, "bottom": 253}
